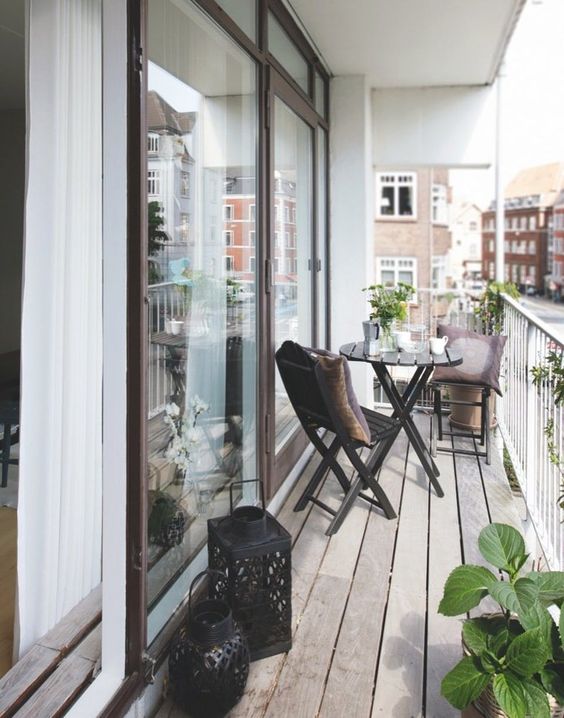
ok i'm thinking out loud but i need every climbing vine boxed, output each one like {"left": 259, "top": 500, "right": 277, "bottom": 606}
{"left": 531, "top": 350, "right": 564, "bottom": 509}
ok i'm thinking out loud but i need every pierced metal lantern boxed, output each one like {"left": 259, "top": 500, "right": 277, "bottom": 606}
{"left": 169, "top": 570, "right": 250, "bottom": 717}
{"left": 207, "top": 480, "right": 292, "bottom": 661}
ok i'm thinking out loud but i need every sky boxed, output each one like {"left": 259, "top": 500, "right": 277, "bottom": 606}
{"left": 450, "top": 0, "right": 564, "bottom": 209}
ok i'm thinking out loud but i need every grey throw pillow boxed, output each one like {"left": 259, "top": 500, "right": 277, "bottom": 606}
{"left": 432, "top": 324, "right": 507, "bottom": 396}
{"left": 305, "top": 347, "right": 371, "bottom": 445}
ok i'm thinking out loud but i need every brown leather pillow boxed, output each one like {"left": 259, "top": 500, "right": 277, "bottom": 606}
{"left": 432, "top": 324, "right": 507, "bottom": 396}
{"left": 306, "top": 348, "right": 371, "bottom": 445}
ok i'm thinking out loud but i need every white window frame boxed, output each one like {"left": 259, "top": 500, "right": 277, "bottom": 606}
{"left": 249, "top": 230, "right": 255, "bottom": 246}
{"left": 147, "top": 132, "right": 159, "bottom": 154}
{"left": 180, "top": 213, "right": 189, "bottom": 241}
{"left": 431, "top": 184, "right": 448, "bottom": 225}
{"left": 249, "top": 204, "right": 255, "bottom": 221}
{"left": 376, "top": 256, "right": 418, "bottom": 290}
{"left": 224, "top": 255, "right": 234, "bottom": 272}
{"left": 249, "top": 256, "right": 255, "bottom": 272}
{"left": 223, "top": 204, "right": 234, "bottom": 221}
{"left": 375, "top": 172, "right": 417, "bottom": 220}
{"left": 180, "top": 171, "right": 190, "bottom": 197}
{"left": 147, "top": 169, "right": 160, "bottom": 196}
{"left": 223, "top": 230, "right": 233, "bottom": 246}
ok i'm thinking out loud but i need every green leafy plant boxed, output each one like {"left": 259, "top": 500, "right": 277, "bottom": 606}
{"left": 531, "top": 351, "right": 564, "bottom": 509}
{"left": 475, "top": 281, "right": 520, "bottom": 336}
{"left": 362, "top": 282, "right": 415, "bottom": 331}
{"left": 439, "top": 523, "right": 564, "bottom": 717}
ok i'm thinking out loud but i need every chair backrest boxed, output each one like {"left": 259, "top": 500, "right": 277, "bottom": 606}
{"left": 275, "top": 341, "right": 335, "bottom": 433}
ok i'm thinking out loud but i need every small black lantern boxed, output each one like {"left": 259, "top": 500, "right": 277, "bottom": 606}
{"left": 169, "top": 569, "right": 250, "bottom": 717}
{"left": 207, "top": 480, "right": 292, "bottom": 661}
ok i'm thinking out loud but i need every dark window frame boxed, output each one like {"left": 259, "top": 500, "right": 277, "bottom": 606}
{"left": 106, "top": 1, "right": 331, "bottom": 713}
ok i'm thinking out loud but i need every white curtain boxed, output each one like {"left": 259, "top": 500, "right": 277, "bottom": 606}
{"left": 18, "top": 0, "right": 102, "bottom": 655}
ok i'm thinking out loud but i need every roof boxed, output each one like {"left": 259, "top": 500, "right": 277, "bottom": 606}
{"left": 147, "top": 91, "right": 196, "bottom": 135}
{"left": 505, "top": 162, "right": 564, "bottom": 206}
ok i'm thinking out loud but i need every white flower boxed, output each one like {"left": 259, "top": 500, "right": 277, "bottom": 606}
{"left": 191, "top": 395, "right": 209, "bottom": 415}
{"left": 165, "top": 402, "right": 180, "bottom": 417}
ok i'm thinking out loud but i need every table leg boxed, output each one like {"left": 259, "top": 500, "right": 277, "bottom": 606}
{"left": 373, "top": 364, "right": 444, "bottom": 497}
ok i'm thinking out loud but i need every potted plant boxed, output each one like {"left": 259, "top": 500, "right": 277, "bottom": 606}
{"left": 439, "top": 522, "right": 564, "bottom": 717}
{"left": 362, "top": 282, "right": 414, "bottom": 351}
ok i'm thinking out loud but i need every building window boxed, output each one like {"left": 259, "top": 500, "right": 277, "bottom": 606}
{"left": 274, "top": 204, "right": 280, "bottom": 222}
{"left": 432, "top": 184, "right": 448, "bottom": 225}
{"left": 224, "top": 255, "right": 234, "bottom": 272}
{"left": 284, "top": 205, "right": 290, "bottom": 223}
{"left": 469, "top": 221, "right": 477, "bottom": 231}
{"left": 249, "top": 230, "right": 255, "bottom": 246}
{"left": 275, "top": 231, "right": 281, "bottom": 247}
{"left": 285, "top": 232, "right": 290, "bottom": 247}
{"left": 223, "top": 230, "right": 233, "bottom": 246}
{"left": 147, "top": 133, "right": 160, "bottom": 153}
{"left": 489, "top": 239, "right": 494, "bottom": 252}
{"left": 520, "top": 216, "right": 527, "bottom": 230}
{"left": 377, "top": 257, "right": 417, "bottom": 289}
{"left": 249, "top": 256, "right": 255, "bottom": 272}
{"left": 249, "top": 204, "right": 256, "bottom": 221}
{"left": 181, "top": 171, "right": 190, "bottom": 197}
{"left": 529, "top": 240, "right": 535, "bottom": 254}
{"left": 223, "top": 204, "right": 234, "bottom": 221}
{"left": 147, "top": 169, "right": 160, "bottom": 196}
{"left": 376, "top": 172, "right": 416, "bottom": 219}
{"left": 529, "top": 216, "right": 536, "bottom": 230}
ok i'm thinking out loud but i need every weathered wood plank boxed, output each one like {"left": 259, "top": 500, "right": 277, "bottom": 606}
{"left": 0, "top": 645, "right": 60, "bottom": 717}
{"left": 318, "top": 432, "right": 408, "bottom": 718}
{"left": 0, "top": 507, "right": 17, "bottom": 677}
{"left": 37, "top": 585, "right": 101, "bottom": 654}
{"left": 229, "top": 448, "right": 337, "bottom": 718}
{"left": 426, "top": 425, "right": 464, "bottom": 718}
{"left": 12, "top": 653, "right": 96, "bottom": 718}
{"left": 371, "top": 415, "right": 431, "bottom": 718}
{"left": 263, "top": 573, "right": 350, "bottom": 718}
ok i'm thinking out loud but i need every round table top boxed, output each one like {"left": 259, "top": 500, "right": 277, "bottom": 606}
{"left": 339, "top": 342, "right": 463, "bottom": 368}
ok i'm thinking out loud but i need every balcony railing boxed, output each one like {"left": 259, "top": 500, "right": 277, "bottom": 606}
{"left": 498, "top": 294, "right": 564, "bottom": 570}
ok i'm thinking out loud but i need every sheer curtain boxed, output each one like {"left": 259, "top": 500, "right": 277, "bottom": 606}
{"left": 18, "top": 0, "right": 102, "bottom": 655}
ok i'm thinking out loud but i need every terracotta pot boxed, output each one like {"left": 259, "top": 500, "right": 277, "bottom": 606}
{"left": 447, "top": 385, "right": 496, "bottom": 432}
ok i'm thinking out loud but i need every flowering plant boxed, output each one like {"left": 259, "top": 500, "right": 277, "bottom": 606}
{"left": 164, "top": 395, "right": 209, "bottom": 473}
{"left": 362, "top": 282, "right": 415, "bottom": 331}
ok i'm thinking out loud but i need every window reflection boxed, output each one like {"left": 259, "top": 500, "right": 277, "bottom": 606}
{"left": 146, "top": 0, "right": 257, "bottom": 642}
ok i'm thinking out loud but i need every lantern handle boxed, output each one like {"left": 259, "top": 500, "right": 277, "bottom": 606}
{"left": 188, "top": 569, "right": 226, "bottom": 617}
{"left": 229, "top": 479, "right": 266, "bottom": 515}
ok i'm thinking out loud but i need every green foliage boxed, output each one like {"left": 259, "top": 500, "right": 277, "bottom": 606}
{"left": 439, "top": 523, "right": 564, "bottom": 715}
{"left": 362, "top": 282, "right": 415, "bottom": 329}
{"left": 148, "top": 201, "right": 170, "bottom": 257}
{"left": 530, "top": 351, "right": 564, "bottom": 509}
{"left": 474, "top": 281, "right": 520, "bottom": 336}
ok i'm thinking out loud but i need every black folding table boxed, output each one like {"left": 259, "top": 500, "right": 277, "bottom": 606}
{"left": 339, "top": 342, "right": 463, "bottom": 497}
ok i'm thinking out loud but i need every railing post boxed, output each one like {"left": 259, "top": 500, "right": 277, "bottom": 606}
{"left": 525, "top": 322, "right": 537, "bottom": 529}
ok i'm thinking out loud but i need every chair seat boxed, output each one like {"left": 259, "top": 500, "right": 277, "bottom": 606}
{"left": 362, "top": 407, "right": 399, "bottom": 445}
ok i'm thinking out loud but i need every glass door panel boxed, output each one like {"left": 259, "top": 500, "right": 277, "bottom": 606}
{"left": 146, "top": 0, "right": 257, "bottom": 643}
{"left": 273, "top": 97, "right": 312, "bottom": 454}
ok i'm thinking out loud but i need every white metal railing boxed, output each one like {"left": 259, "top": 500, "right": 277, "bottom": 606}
{"left": 498, "top": 294, "right": 564, "bottom": 570}
{"left": 148, "top": 282, "right": 188, "bottom": 416}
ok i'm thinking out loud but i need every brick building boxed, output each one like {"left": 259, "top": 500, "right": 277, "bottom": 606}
{"left": 482, "top": 162, "right": 564, "bottom": 293}
{"left": 374, "top": 168, "right": 451, "bottom": 291}
{"left": 552, "top": 191, "right": 564, "bottom": 297}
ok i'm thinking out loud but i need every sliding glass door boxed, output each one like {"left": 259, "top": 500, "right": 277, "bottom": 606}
{"left": 273, "top": 97, "right": 313, "bottom": 455}
{"left": 145, "top": 0, "right": 258, "bottom": 642}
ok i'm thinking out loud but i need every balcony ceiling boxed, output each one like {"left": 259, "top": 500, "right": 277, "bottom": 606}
{"left": 289, "top": 0, "right": 525, "bottom": 88}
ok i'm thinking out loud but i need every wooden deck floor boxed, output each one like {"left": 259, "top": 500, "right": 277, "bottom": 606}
{"left": 156, "top": 411, "right": 524, "bottom": 718}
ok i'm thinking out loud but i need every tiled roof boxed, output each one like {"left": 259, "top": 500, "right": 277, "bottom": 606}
{"left": 505, "top": 162, "right": 564, "bottom": 206}
{"left": 147, "top": 90, "right": 196, "bottom": 134}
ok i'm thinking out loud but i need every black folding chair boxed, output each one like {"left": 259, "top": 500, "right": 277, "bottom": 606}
{"left": 275, "top": 341, "right": 400, "bottom": 535}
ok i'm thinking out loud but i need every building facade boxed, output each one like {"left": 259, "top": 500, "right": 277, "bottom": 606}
{"left": 373, "top": 168, "right": 452, "bottom": 292}
{"left": 482, "top": 162, "right": 564, "bottom": 293}
{"left": 448, "top": 202, "right": 482, "bottom": 288}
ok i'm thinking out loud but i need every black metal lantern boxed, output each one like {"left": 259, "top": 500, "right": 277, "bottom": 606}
{"left": 207, "top": 480, "right": 292, "bottom": 661}
{"left": 169, "top": 570, "right": 250, "bottom": 717}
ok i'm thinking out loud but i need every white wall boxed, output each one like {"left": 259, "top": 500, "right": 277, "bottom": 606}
{"left": 329, "top": 75, "right": 373, "bottom": 405}
{"left": 372, "top": 85, "right": 496, "bottom": 168}
{"left": 0, "top": 110, "right": 25, "bottom": 355}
